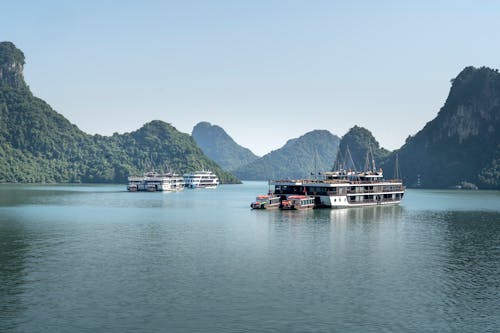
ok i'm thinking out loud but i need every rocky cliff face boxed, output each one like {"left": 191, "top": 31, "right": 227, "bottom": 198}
{"left": 0, "top": 41, "right": 25, "bottom": 88}
{"left": 439, "top": 67, "right": 499, "bottom": 143}
{"left": 381, "top": 66, "right": 500, "bottom": 189}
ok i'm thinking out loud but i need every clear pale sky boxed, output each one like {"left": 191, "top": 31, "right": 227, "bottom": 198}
{"left": 2, "top": 1, "right": 499, "bottom": 156}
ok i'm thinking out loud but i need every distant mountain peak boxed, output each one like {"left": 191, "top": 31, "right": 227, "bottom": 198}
{"left": 192, "top": 121, "right": 259, "bottom": 171}
{"left": 338, "top": 126, "right": 389, "bottom": 171}
{"left": 0, "top": 41, "right": 26, "bottom": 88}
{"left": 283, "top": 129, "right": 334, "bottom": 148}
{"left": 193, "top": 121, "right": 232, "bottom": 140}
{"left": 233, "top": 129, "right": 341, "bottom": 180}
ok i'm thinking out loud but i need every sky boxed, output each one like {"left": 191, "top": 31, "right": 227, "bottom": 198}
{"left": 2, "top": 0, "right": 500, "bottom": 156}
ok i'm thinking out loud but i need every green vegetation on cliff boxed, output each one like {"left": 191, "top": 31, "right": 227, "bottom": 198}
{"left": 233, "top": 130, "right": 340, "bottom": 180}
{"left": 337, "top": 126, "right": 390, "bottom": 171}
{"left": 192, "top": 121, "right": 259, "bottom": 171}
{"left": 381, "top": 66, "right": 500, "bottom": 189}
{"left": 0, "top": 42, "right": 239, "bottom": 184}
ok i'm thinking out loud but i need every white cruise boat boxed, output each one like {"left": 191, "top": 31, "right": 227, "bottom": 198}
{"left": 127, "top": 172, "right": 185, "bottom": 192}
{"left": 183, "top": 170, "right": 219, "bottom": 189}
{"left": 270, "top": 169, "right": 404, "bottom": 208}
{"left": 267, "top": 150, "right": 405, "bottom": 208}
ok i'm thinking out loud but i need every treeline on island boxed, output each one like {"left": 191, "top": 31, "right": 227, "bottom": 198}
{"left": 0, "top": 42, "right": 239, "bottom": 184}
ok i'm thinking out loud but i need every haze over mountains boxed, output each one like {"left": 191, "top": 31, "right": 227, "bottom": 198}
{"left": 1, "top": 41, "right": 499, "bottom": 189}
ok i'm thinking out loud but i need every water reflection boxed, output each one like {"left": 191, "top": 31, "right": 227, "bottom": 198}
{"left": 1, "top": 184, "right": 500, "bottom": 332}
{"left": 0, "top": 219, "right": 28, "bottom": 329}
{"left": 327, "top": 205, "right": 404, "bottom": 222}
{"left": 263, "top": 205, "right": 405, "bottom": 226}
{"left": 440, "top": 211, "right": 500, "bottom": 331}
{"left": 0, "top": 184, "right": 119, "bottom": 207}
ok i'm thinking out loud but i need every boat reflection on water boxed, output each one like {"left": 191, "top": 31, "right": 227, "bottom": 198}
{"left": 261, "top": 204, "right": 405, "bottom": 227}
{"left": 327, "top": 205, "right": 404, "bottom": 223}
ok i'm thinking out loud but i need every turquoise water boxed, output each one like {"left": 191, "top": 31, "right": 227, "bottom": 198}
{"left": 1, "top": 182, "right": 499, "bottom": 332}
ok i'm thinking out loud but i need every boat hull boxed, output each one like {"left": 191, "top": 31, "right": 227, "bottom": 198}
{"left": 280, "top": 204, "right": 314, "bottom": 210}
{"left": 320, "top": 193, "right": 404, "bottom": 208}
{"left": 251, "top": 203, "right": 280, "bottom": 210}
{"left": 188, "top": 184, "right": 218, "bottom": 189}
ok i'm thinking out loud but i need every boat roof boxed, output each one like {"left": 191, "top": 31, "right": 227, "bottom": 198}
{"left": 270, "top": 179, "right": 402, "bottom": 187}
{"left": 288, "top": 195, "right": 311, "bottom": 199}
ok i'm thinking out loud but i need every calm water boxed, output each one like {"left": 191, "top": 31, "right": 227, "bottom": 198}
{"left": 1, "top": 183, "right": 499, "bottom": 332}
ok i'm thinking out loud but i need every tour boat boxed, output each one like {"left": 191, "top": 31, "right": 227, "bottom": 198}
{"left": 250, "top": 194, "right": 281, "bottom": 209}
{"left": 270, "top": 170, "right": 404, "bottom": 208}
{"left": 183, "top": 170, "right": 219, "bottom": 189}
{"left": 267, "top": 150, "right": 405, "bottom": 208}
{"left": 127, "top": 172, "right": 185, "bottom": 192}
{"left": 280, "top": 195, "right": 315, "bottom": 210}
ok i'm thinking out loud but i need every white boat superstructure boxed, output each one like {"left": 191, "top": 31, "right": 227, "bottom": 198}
{"left": 127, "top": 172, "right": 185, "bottom": 192}
{"left": 269, "top": 148, "right": 405, "bottom": 208}
{"left": 183, "top": 170, "right": 219, "bottom": 189}
{"left": 271, "top": 175, "right": 404, "bottom": 208}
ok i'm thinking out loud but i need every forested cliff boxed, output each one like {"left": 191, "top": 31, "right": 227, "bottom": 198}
{"left": 0, "top": 42, "right": 239, "bottom": 184}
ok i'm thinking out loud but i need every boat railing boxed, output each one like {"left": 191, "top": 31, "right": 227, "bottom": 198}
{"left": 347, "top": 189, "right": 375, "bottom": 193}
{"left": 271, "top": 179, "right": 404, "bottom": 187}
{"left": 347, "top": 197, "right": 402, "bottom": 203}
{"left": 347, "top": 186, "right": 405, "bottom": 194}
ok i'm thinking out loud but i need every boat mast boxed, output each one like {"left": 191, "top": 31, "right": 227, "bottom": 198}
{"left": 394, "top": 154, "right": 401, "bottom": 180}
{"left": 345, "top": 145, "right": 357, "bottom": 172}
{"left": 370, "top": 145, "right": 376, "bottom": 172}
{"left": 313, "top": 149, "right": 318, "bottom": 180}
{"left": 333, "top": 149, "right": 342, "bottom": 171}
{"left": 364, "top": 150, "right": 370, "bottom": 172}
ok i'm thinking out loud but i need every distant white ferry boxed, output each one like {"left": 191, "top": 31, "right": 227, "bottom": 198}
{"left": 183, "top": 170, "right": 219, "bottom": 189}
{"left": 127, "top": 172, "right": 185, "bottom": 192}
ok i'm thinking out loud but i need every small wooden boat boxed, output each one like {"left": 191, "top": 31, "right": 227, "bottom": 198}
{"left": 280, "top": 195, "right": 315, "bottom": 210}
{"left": 251, "top": 195, "right": 281, "bottom": 209}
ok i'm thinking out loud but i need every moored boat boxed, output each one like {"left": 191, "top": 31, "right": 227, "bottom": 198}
{"left": 183, "top": 170, "right": 219, "bottom": 189}
{"left": 263, "top": 150, "right": 405, "bottom": 209}
{"left": 250, "top": 195, "right": 281, "bottom": 209}
{"left": 271, "top": 169, "right": 404, "bottom": 208}
{"left": 127, "top": 172, "right": 185, "bottom": 192}
{"left": 280, "top": 195, "right": 315, "bottom": 210}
